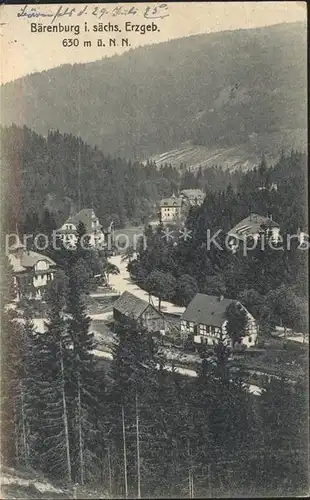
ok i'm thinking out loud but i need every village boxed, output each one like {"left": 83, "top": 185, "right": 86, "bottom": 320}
{"left": 8, "top": 189, "right": 307, "bottom": 397}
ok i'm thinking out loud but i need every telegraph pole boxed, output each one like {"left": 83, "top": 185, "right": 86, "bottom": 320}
{"left": 78, "top": 143, "right": 81, "bottom": 212}
{"left": 207, "top": 463, "right": 211, "bottom": 498}
{"left": 136, "top": 393, "right": 141, "bottom": 499}
{"left": 107, "top": 443, "right": 113, "bottom": 498}
{"left": 187, "top": 439, "right": 193, "bottom": 498}
{"left": 191, "top": 470, "right": 194, "bottom": 498}
{"left": 121, "top": 406, "right": 128, "bottom": 499}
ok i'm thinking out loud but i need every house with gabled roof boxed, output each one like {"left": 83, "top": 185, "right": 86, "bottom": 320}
{"left": 180, "top": 293, "right": 258, "bottom": 348}
{"left": 8, "top": 238, "right": 56, "bottom": 300}
{"left": 228, "top": 213, "right": 280, "bottom": 249}
{"left": 56, "top": 208, "right": 104, "bottom": 248}
{"left": 180, "top": 189, "right": 205, "bottom": 207}
{"left": 113, "top": 291, "right": 167, "bottom": 333}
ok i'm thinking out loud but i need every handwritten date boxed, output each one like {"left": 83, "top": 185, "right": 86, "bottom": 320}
{"left": 17, "top": 4, "right": 169, "bottom": 24}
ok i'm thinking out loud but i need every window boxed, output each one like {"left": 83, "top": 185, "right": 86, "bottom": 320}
{"left": 248, "top": 337, "right": 252, "bottom": 343}
{"left": 188, "top": 321, "right": 194, "bottom": 333}
{"left": 199, "top": 324, "right": 207, "bottom": 335}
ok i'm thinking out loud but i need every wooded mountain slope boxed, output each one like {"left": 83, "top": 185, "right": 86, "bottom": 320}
{"left": 1, "top": 22, "right": 306, "bottom": 162}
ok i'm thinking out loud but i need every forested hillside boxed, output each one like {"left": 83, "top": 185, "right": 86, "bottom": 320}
{"left": 0, "top": 125, "right": 179, "bottom": 231}
{"left": 1, "top": 22, "right": 306, "bottom": 162}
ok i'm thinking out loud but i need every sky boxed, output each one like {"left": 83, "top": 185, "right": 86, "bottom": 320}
{"left": 0, "top": 2, "right": 307, "bottom": 84}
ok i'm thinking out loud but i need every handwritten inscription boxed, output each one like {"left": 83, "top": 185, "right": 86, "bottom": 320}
{"left": 17, "top": 4, "right": 169, "bottom": 24}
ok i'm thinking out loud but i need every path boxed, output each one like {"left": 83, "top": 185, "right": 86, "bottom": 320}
{"left": 108, "top": 255, "right": 186, "bottom": 316}
{"left": 25, "top": 318, "right": 261, "bottom": 395}
{"left": 93, "top": 348, "right": 262, "bottom": 395}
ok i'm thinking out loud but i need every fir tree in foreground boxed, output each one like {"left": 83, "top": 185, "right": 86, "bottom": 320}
{"left": 66, "top": 263, "right": 102, "bottom": 484}
{"left": 0, "top": 256, "right": 26, "bottom": 467}
{"left": 29, "top": 280, "right": 73, "bottom": 480}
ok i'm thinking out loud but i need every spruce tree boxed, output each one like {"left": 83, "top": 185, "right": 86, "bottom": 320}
{"left": 66, "top": 264, "right": 101, "bottom": 484}
{"left": 0, "top": 256, "right": 25, "bottom": 467}
{"left": 26, "top": 280, "right": 73, "bottom": 480}
{"left": 109, "top": 321, "right": 161, "bottom": 497}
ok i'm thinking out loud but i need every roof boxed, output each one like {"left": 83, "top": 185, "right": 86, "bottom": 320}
{"left": 180, "top": 189, "right": 205, "bottom": 199}
{"left": 228, "top": 213, "right": 280, "bottom": 239}
{"left": 113, "top": 291, "right": 150, "bottom": 320}
{"left": 57, "top": 227, "right": 78, "bottom": 235}
{"left": 160, "top": 196, "right": 182, "bottom": 208}
{"left": 9, "top": 250, "right": 56, "bottom": 272}
{"left": 182, "top": 293, "right": 238, "bottom": 327}
{"left": 21, "top": 251, "right": 55, "bottom": 268}
{"left": 63, "top": 208, "right": 102, "bottom": 231}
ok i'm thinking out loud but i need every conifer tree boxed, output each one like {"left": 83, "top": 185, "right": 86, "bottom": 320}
{"left": 66, "top": 262, "right": 101, "bottom": 484}
{"left": 25, "top": 280, "right": 73, "bottom": 480}
{"left": 1, "top": 256, "right": 24, "bottom": 466}
{"left": 109, "top": 321, "right": 161, "bottom": 497}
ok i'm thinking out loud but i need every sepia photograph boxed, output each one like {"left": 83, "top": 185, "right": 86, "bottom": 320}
{"left": 0, "top": 1, "right": 308, "bottom": 498}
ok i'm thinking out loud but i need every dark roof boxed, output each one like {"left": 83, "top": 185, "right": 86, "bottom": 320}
{"left": 56, "top": 227, "right": 77, "bottom": 235}
{"left": 182, "top": 293, "right": 237, "bottom": 327}
{"left": 228, "top": 213, "right": 279, "bottom": 239}
{"left": 113, "top": 291, "right": 150, "bottom": 320}
{"left": 160, "top": 197, "right": 182, "bottom": 208}
{"left": 180, "top": 189, "right": 205, "bottom": 199}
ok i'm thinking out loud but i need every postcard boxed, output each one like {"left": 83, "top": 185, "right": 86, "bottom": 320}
{"left": 0, "top": 2, "right": 308, "bottom": 498}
